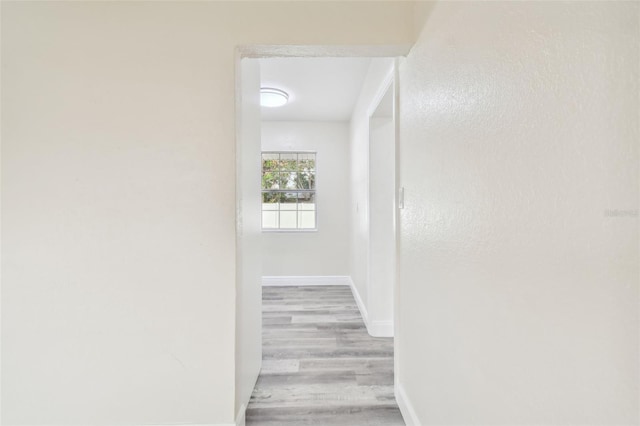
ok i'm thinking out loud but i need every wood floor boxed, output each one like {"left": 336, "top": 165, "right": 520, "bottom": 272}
{"left": 245, "top": 285, "right": 404, "bottom": 426}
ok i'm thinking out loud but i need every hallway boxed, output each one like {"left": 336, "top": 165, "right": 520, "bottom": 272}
{"left": 245, "top": 286, "right": 404, "bottom": 425}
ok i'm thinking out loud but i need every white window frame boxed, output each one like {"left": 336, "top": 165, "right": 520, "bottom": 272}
{"left": 261, "top": 151, "right": 317, "bottom": 232}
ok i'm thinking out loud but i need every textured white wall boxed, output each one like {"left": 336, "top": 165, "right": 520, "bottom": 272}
{"left": 0, "top": 2, "right": 415, "bottom": 424}
{"left": 261, "top": 122, "right": 350, "bottom": 277}
{"left": 398, "top": 1, "right": 639, "bottom": 424}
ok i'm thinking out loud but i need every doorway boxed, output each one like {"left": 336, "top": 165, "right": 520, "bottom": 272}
{"left": 367, "top": 71, "right": 396, "bottom": 338}
{"left": 235, "top": 46, "right": 407, "bottom": 426}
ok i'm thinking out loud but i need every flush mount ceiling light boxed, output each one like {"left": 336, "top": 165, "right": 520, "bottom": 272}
{"left": 260, "top": 87, "right": 289, "bottom": 108}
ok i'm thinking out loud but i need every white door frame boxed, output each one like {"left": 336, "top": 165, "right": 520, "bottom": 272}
{"left": 366, "top": 63, "right": 397, "bottom": 338}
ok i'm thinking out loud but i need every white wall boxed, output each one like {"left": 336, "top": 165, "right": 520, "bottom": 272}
{"left": 235, "top": 58, "right": 262, "bottom": 423}
{"left": 349, "top": 58, "right": 395, "bottom": 333}
{"left": 261, "top": 121, "right": 350, "bottom": 277}
{"left": 0, "top": 2, "right": 415, "bottom": 424}
{"left": 397, "top": 1, "right": 639, "bottom": 424}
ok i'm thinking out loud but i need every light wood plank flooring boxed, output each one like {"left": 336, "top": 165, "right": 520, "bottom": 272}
{"left": 246, "top": 285, "right": 404, "bottom": 426}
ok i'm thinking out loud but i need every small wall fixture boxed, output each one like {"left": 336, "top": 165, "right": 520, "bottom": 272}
{"left": 260, "top": 87, "right": 289, "bottom": 108}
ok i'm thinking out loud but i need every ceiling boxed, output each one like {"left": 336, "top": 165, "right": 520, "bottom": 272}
{"left": 259, "top": 57, "right": 372, "bottom": 122}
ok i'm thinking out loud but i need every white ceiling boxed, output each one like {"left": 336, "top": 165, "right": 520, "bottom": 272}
{"left": 259, "top": 57, "right": 372, "bottom": 122}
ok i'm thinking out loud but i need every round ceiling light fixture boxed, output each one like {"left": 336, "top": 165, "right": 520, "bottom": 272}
{"left": 260, "top": 87, "right": 289, "bottom": 108}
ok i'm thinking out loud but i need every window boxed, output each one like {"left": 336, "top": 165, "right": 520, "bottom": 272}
{"left": 261, "top": 151, "right": 316, "bottom": 230}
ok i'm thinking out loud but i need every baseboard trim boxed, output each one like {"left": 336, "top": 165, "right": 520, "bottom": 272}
{"left": 348, "top": 278, "right": 394, "bottom": 337}
{"left": 235, "top": 403, "right": 247, "bottom": 426}
{"left": 370, "top": 319, "right": 394, "bottom": 337}
{"left": 348, "top": 277, "right": 370, "bottom": 330}
{"left": 395, "top": 383, "right": 420, "bottom": 426}
{"left": 262, "top": 276, "right": 351, "bottom": 286}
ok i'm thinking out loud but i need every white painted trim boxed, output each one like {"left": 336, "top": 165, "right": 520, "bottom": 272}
{"left": 235, "top": 403, "right": 247, "bottom": 426}
{"left": 237, "top": 44, "right": 412, "bottom": 59}
{"left": 262, "top": 276, "right": 351, "bottom": 286}
{"left": 395, "top": 383, "right": 421, "bottom": 426}
{"left": 366, "top": 63, "right": 395, "bottom": 118}
{"left": 365, "top": 59, "right": 396, "bottom": 340}
{"left": 348, "top": 277, "right": 394, "bottom": 337}
{"left": 370, "top": 319, "right": 394, "bottom": 337}
{"left": 349, "top": 277, "right": 369, "bottom": 324}
{"left": 348, "top": 277, "right": 370, "bottom": 330}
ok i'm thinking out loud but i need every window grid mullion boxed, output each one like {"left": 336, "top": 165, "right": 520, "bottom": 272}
{"left": 262, "top": 151, "right": 316, "bottom": 230}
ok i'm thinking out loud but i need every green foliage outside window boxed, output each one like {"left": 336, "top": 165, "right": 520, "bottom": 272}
{"left": 261, "top": 153, "right": 316, "bottom": 203}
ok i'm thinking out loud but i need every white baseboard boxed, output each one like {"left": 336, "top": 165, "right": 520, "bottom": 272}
{"left": 262, "top": 275, "right": 351, "bottom": 286}
{"left": 348, "top": 278, "right": 393, "bottom": 337}
{"left": 235, "top": 403, "right": 246, "bottom": 426}
{"left": 370, "top": 319, "right": 394, "bottom": 337}
{"left": 348, "top": 277, "right": 370, "bottom": 328}
{"left": 395, "top": 383, "right": 421, "bottom": 426}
